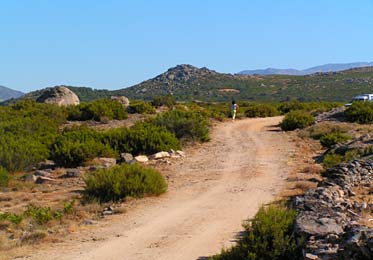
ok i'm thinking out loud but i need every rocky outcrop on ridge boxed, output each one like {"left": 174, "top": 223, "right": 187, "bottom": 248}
{"left": 36, "top": 86, "right": 80, "bottom": 106}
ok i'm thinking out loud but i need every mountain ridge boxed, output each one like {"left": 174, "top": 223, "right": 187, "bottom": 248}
{"left": 239, "top": 62, "right": 373, "bottom": 75}
{"left": 7, "top": 64, "right": 373, "bottom": 103}
{"left": 0, "top": 85, "right": 24, "bottom": 101}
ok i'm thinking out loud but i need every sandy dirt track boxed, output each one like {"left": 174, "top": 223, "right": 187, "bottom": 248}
{"left": 31, "top": 117, "right": 296, "bottom": 260}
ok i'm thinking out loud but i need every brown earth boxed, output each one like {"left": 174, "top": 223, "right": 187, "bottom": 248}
{"left": 13, "top": 116, "right": 312, "bottom": 260}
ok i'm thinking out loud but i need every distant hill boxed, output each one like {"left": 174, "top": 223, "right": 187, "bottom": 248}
{"left": 117, "top": 64, "right": 373, "bottom": 102}
{"left": 0, "top": 85, "right": 24, "bottom": 101}
{"left": 10, "top": 65, "right": 373, "bottom": 103}
{"left": 239, "top": 62, "right": 373, "bottom": 75}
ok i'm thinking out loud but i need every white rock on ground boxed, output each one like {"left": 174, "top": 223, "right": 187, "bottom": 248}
{"left": 134, "top": 155, "right": 149, "bottom": 163}
{"left": 151, "top": 151, "right": 170, "bottom": 159}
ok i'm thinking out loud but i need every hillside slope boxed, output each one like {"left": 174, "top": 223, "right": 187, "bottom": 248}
{"left": 0, "top": 85, "right": 24, "bottom": 101}
{"left": 11, "top": 65, "right": 373, "bottom": 103}
{"left": 118, "top": 65, "right": 373, "bottom": 102}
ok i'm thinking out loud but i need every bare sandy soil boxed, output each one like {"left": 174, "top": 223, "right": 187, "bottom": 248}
{"left": 26, "top": 116, "right": 299, "bottom": 260}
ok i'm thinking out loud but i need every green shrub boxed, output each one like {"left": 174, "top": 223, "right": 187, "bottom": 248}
{"left": 24, "top": 205, "right": 62, "bottom": 224}
{"left": 245, "top": 103, "right": 279, "bottom": 118}
{"left": 277, "top": 100, "right": 305, "bottom": 114}
{"left": 63, "top": 200, "right": 75, "bottom": 214}
{"left": 0, "top": 100, "right": 67, "bottom": 172}
{"left": 322, "top": 153, "right": 343, "bottom": 168}
{"left": 0, "top": 166, "right": 9, "bottom": 187}
{"left": 127, "top": 100, "right": 155, "bottom": 114}
{"left": 51, "top": 138, "right": 116, "bottom": 167}
{"left": 84, "top": 164, "right": 167, "bottom": 202}
{"left": 154, "top": 110, "right": 210, "bottom": 142}
{"left": 345, "top": 102, "right": 373, "bottom": 124}
{"left": 152, "top": 95, "right": 176, "bottom": 108}
{"left": 0, "top": 135, "right": 50, "bottom": 172}
{"left": 211, "top": 204, "right": 300, "bottom": 260}
{"left": 50, "top": 128, "right": 116, "bottom": 167}
{"left": 0, "top": 212, "right": 23, "bottom": 225}
{"left": 125, "top": 122, "right": 181, "bottom": 155}
{"left": 101, "top": 127, "right": 131, "bottom": 153}
{"left": 280, "top": 111, "right": 314, "bottom": 131}
{"left": 319, "top": 132, "right": 351, "bottom": 148}
{"left": 306, "top": 123, "right": 350, "bottom": 140}
{"left": 68, "top": 99, "right": 128, "bottom": 122}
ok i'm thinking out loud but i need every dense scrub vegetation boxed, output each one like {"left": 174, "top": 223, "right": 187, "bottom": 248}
{"left": 0, "top": 98, "right": 339, "bottom": 175}
{"left": 244, "top": 103, "right": 279, "bottom": 118}
{"left": 67, "top": 98, "right": 128, "bottom": 122}
{"left": 280, "top": 111, "right": 315, "bottom": 131}
{"left": 0, "top": 100, "right": 66, "bottom": 172}
{"left": 51, "top": 123, "right": 181, "bottom": 167}
{"left": 50, "top": 127, "right": 117, "bottom": 167}
{"left": 126, "top": 100, "right": 155, "bottom": 114}
{"left": 211, "top": 204, "right": 301, "bottom": 260}
{"left": 345, "top": 102, "right": 373, "bottom": 123}
{"left": 0, "top": 166, "right": 9, "bottom": 187}
{"left": 84, "top": 164, "right": 167, "bottom": 202}
{"left": 152, "top": 95, "right": 176, "bottom": 107}
{"left": 319, "top": 132, "right": 351, "bottom": 148}
{"left": 153, "top": 109, "right": 210, "bottom": 142}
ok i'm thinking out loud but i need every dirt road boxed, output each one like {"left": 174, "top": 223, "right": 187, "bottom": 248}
{"left": 31, "top": 117, "right": 297, "bottom": 260}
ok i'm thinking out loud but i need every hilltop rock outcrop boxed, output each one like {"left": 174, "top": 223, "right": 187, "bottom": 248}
{"left": 36, "top": 86, "right": 80, "bottom": 106}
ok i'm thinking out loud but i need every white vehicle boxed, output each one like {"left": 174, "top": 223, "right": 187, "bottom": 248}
{"left": 345, "top": 94, "right": 373, "bottom": 106}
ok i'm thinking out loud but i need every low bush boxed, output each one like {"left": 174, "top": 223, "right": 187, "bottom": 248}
{"left": 154, "top": 110, "right": 210, "bottom": 142}
{"left": 322, "top": 150, "right": 359, "bottom": 168}
{"left": 0, "top": 100, "right": 67, "bottom": 172}
{"left": 322, "top": 153, "right": 343, "bottom": 168}
{"left": 211, "top": 204, "right": 300, "bottom": 260}
{"left": 50, "top": 128, "right": 116, "bottom": 167}
{"left": 280, "top": 111, "right": 314, "bottom": 131}
{"left": 124, "top": 122, "right": 181, "bottom": 155}
{"left": 24, "top": 205, "right": 63, "bottom": 224}
{"left": 152, "top": 95, "right": 176, "bottom": 108}
{"left": 51, "top": 138, "right": 116, "bottom": 168}
{"left": 245, "top": 103, "right": 279, "bottom": 118}
{"left": 345, "top": 102, "right": 373, "bottom": 124}
{"left": 277, "top": 100, "right": 305, "bottom": 114}
{"left": 0, "top": 212, "right": 23, "bottom": 225}
{"left": 84, "top": 164, "right": 167, "bottom": 202}
{"left": 306, "top": 123, "right": 350, "bottom": 140}
{"left": 127, "top": 100, "right": 155, "bottom": 114}
{"left": 0, "top": 166, "right": 9, "bottom": 187}
{"left": 0, "top": 135, "right": 50, "bottom": 172}
{"left": 68, "top": 99, "right": 128, "bottom": 122}
{"left": 319, "top": 132, "right": 351, "bottom": 148}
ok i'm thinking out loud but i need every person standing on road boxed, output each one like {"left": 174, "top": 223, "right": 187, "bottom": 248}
{"left": 231, "top": 100, "right": 238, "bottom": 120}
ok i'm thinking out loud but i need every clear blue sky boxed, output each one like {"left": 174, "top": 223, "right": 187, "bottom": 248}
{"left": 1, "top": 0, "right": 373, "bottom": 92}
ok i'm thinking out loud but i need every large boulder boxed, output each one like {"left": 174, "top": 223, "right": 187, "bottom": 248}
{"left": 111, "top": 96, "right": 130, "bottom": 107}
{"left": 36, "top": 86, "right": 80, "bottom": 106}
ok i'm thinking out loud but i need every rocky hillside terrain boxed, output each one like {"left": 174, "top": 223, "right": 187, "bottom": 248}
{"left": 0, "top": 85, "right": 24, "bottom": 101}
{"left": 6, "top": 65, "right": 373, "bottom": 103}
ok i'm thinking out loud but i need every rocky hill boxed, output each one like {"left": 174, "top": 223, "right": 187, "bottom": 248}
{"left": 0, "top": 85, "right": 24, "bottom": 101}
{"left": 117, "top": 65, "right": 373, "bottom": 102}
{"left": 7, "top": 65, "right": 373, "bottom": 103}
